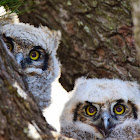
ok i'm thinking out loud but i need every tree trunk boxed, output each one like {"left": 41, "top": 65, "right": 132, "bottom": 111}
{"left": 18, "top": 0, "right": 140, "bottom": 91}
{"left": 1, "top": 0, "right": 140, "bottom": 139}
{"left": 132, "top": 0, "right": 140, "bottom": 60}
{"left": 0, "top": 35, "right": 71, "bottom": 140}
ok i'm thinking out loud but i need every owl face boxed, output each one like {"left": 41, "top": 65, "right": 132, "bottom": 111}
{"left": 3, "top": 35, "right": 50, "bottom": 76}
{"left": 73, "top": 99, "right": 137, "bottom": 138}
{"left": 60, "top": 78, "right": 140, "bottom": 139}
{"left": 1, "top": 23, "right": 61, "bottom": 80}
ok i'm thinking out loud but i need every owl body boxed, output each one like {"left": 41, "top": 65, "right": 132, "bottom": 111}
{"left": 60, "top": 77, "right": 140, "bottom": 139}
{"left": 0, "top": 9, "right": 61, "bottom": 109}
{"left": 105, "top": 119, "right": 140, "bottom": 140}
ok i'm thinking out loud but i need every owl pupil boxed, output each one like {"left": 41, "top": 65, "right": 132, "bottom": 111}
{"left": 116, "top": 106, "right": 122, "bottom": 112}
{"left": 7, "top": 45, "right": 10, "bottom": 49}
{"left": 89, "top": 107, "right": 95, "bottom": 113}
{"left": 32, "top": 52, "right": 36, "bottom": 57}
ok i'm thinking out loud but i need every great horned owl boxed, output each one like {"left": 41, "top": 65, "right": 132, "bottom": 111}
{"left": 0, "top": 8, "right": 61, "bottom": 109}
{"left": 60, "top": 77, "right": 140, "bottom": 140}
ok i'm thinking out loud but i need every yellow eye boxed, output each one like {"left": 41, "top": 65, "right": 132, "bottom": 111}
{"left": 30, "top": 51, "right": 40, "bottom": 60}
{"left": 86, "top": 106, "right": 97, "bottom": 116}
{"left": 6, "top": 43, "right": 13, "bottom": 51}
{"left": 114, "top": 105, "right": 125, "bottom": 115}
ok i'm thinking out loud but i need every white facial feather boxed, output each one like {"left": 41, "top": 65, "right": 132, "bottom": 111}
{"left": 60, "top": 77, "right": 140, "bottom": 139}
{"left": 1, "top": 23, "right": 61, "bottom": 53}
{"left": 106, "top": 119, "right": 140, "bottom": 139}
{"left": 70, "top": 77, "right": 140, "bottom": 107}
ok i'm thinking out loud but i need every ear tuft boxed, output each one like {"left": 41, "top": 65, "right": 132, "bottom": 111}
{"left": 53, "top": 30, "right": 61, "bottom": 50}
{"left": 55, "top": 30, "right": 61, "bottom": 41}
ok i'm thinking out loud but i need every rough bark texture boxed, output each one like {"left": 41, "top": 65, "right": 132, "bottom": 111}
{"left": 0, "top": 35, "right": 72, "bottom": 140}
{"left": 18, "top": 0, "right": 140, "bottom": 91}
{"left": 132, "top": 0, "right": 140, "bottom": 60}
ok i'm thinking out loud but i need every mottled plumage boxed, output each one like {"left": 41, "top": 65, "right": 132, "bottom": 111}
{"left": 60, "top": 77, "right": 140, "bottom": 140}
{"left": 105, "top": 119, "right": 140, "bottom": 140}
{"left": 0, "top": 8, "right": 61, "bottom": 109}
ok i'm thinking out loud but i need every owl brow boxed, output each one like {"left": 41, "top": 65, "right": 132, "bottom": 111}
{"left": 73, "top": 103, "right": 82, "bottom": 122}
{"left": 85, "top": 101, "right": 92, "bottom": 104}
{"left": 33, "top": 46, "right": 43, "bottom": 50}
{"left": 4, "top": 36, "right": 14, "bottom": 45}
{"left": 116, "top": 99, "right": 124, "bottom": 104}
{"left": 128, "top": 100, "right": 138, "bottom": 119}
{"left": 33, "top": 46, "right": 47, "bottom": 54}
{"left": 85, "top": 101, "right": 101, "bottom": 106}
{"left": 85, "top": 101, "right": 96, "bottom": 106}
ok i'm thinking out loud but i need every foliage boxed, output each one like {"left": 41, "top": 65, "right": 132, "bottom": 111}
{"left": 0, "top": 0, "right": 33, "bottom": 15}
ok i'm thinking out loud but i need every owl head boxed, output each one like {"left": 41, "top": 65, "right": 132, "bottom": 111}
{"left": 0, "top": 10, "right": 61, "bottom": 109}
{"left": 60, "top": 77, "right": 140, "bottom": 139}
{"left": 1, "top": 23, "right": 61, "bottom": 81}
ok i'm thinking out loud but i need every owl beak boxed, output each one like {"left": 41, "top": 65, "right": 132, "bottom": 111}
{"left": 16, "top": 52, "right": 24, "bottom": 64}
{"left": 101, "top": 111, "right": 111, "bottom": 137}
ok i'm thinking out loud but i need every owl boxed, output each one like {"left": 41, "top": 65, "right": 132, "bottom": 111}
{"left": 0, "top": 8, "right": 62, "bottom": 109}
{"left": 60, "top": 77, "right": 140, "bottom": 140}
{"left": 105, "top": 119, "right": 140, "bottom": 140}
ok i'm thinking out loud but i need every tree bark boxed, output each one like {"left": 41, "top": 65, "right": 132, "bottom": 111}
{"left": 0, "top": 35, "right": 71, "bottom": 140}
{"left": 18, "top": 1, "right": 140, "bottom": 91}
{"left": 132, "top": 0, "right": 140, "bottom": 60}
{"left": 1, "top": 1, "right": 140, "bottom": 139}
